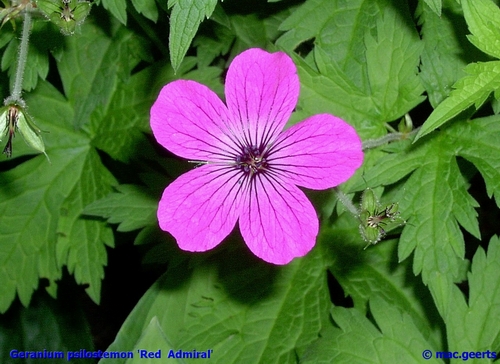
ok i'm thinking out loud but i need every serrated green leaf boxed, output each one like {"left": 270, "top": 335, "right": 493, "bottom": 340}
{"left": 415, "top": 61, "right": 500, "bottom": 141}
{"left": 321, "top": 219, "right": 442, "bottom": 349}
{"left": 101, "top": 0, "right": 127, "bottom": 25}
{"left": 294, "top": 52, "right": 384, "bottom": 138}
{"left": 301, "top": 295, "right": 442, "bottom": 363}
{"left": 56, "top": 150, "right": 115, "bottom": 304}
{"left": 445, "top": 236, "right": 500, "bottom": 354}
{"left": 2, "top": 0, "right": 164, "bottom": 316}
{"left": 100, "top": 244, "right": 330, "bottom": 364}
{"left": 56, "top": 21, "right": 149, "bottom": 129}
{"left": 277, "top": 0, "right": 367, "bottom": 53}
{"left": 417, "top": 0, "right": 484, "bottom": 107}
{"left": 447, "top": 114, "right": 500, "bottom": 208}
{"left": 423, "top": 0, "right": 442, "bottom": 16}
{"left": 450, "top": 163, "right": 480, "bottom": 239}
{"left": 462, "top": 0, "right": 500, "bottom": 59}
{"left": 398, "top": 149, "right": 463, "bottom": 280}
{"left": 350, "top": 141, "right": 428, "bottom": 191}
{"left": 83, "top": 185, "right": 157, "bottom": 232}
{"left": 89, "top": 59, "right": 221, "bottom": 162}
{"left": 364, "top": 7, "right": 425, "bottom": 122}
{"left": 131, "top": 0, "right": 158, "bottom": 22}
{"left": 169, "top": 0, "right": 218, "bottom": 72}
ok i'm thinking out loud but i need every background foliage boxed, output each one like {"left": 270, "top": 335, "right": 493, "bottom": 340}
{"left": 1, "top": 0, "right": 500, "bottom": 363}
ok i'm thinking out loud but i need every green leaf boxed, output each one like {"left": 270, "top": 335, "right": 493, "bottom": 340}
{"left": 294, "top": 52, "right": 384, "bottom": 139}
{"left": 0, "top": 19, "right": 155, "bottom": 312}
{"left": 445, "top": 236, "right": 500, "bottom": 353}
{"left": 363, "top": 7, "right": 425, "bottom": 122}
{"left": 321, "top": 219, "right": 443, "bottom": 350}
{"left": 301, "top": 296, "right": 442, "bottom": 363}
{"left": 83, "top": 185, "right": 157, "bottom": 232}
{"left": 56, "top": 149, "right": 115, "bottom": 304}
{"left": 101, "top": 0, "right": 127, "bottom": 25}
{"left": 131, "top": 0, "right": 158, "bottom": 22}
{"left": 287, "top": 1, "right": 424, "bottom": 139}
{"left": 1, "top": 22, "right": 50, "bottom": 92}
{"left": 417, "top": 0, "right": 484, "bottom": 107}
{"left": 56, "top": 20, "right": 150, "bottom": 129}
{"left": 0, "top": 293, "right": 94, "bottom": 364}
{"left": 447, "top": 114, "right": 500, "bottom": 208}
{"left": 423, "top": 0, "right": 442, "bottom": 16}
{"left": 100, "top": 243, "right": 330, "bottom": 364}
{"left": 0, "top": 79, "right": 117, "bottom": 311}
{"left": 398, "top": 143, "right": 467, "bottom": 283}
{"left": 277, "top": 0, "right": 368, "bottom": 53}
{"left": 415, "top": 61, "right": 500, "bottom": 141}
{"left": 169, "top": 0, "right": 218, "bottom": 73}
{"left": 462, "top": 0, "right": 500, "bottom": 59}
{"left": 126, "top": 317, "right": 179, "bottom": 364}
{"left": 89, "top": 58, "right": 221, "bottom": 162}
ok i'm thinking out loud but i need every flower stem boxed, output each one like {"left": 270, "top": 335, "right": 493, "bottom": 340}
{"left": 10, "top": 4, "right": 32, "bottom": 104}
{"left": 334, "top": 188, "right": 359, "bottom": 217}
{"left": 362, "top": 127, "right": 421, "bottom": 150}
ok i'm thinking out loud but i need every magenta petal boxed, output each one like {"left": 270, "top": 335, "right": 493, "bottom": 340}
{"left": 158, "top": 165, "right": 243, "bottom": 252}
{"left": 225, "top": 48, "right": 300, "bottom": 147}
{"left": 150, "top": 80, "right": 238, "bottom": 161}
{"left": 268, "top": 114, "right": 364, "bottom": 190}
{"left": 239, "top": 177, "right": 318, "bottom": 265}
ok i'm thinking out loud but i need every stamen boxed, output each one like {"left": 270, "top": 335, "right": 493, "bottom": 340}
{"left": 234, "top": 144, "right": 269, "bottom": 177}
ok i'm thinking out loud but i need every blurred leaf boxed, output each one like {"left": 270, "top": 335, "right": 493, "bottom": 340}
{"left": 101, "top": 0, "right": 127, "bottom": 25}
{"left": 131, "top": 0, "right": 158, "bottom": 22}
{"left": 0, "top": 292, "right": 94, "bottom": 364}
{"left": 423, "top": 0, "right": 442, "bottom": 16}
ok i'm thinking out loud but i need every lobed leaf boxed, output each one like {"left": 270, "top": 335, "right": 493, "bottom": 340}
{"left": 83, "top": 185, "right": 157, "bottom": 232}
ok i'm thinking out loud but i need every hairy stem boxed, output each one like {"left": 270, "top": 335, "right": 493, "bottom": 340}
{"left": 334, "top": 188, "right": 359, "bottom": 216}
{"left": 10, "top": 4, "right": 32, "bottom": 103}
{"left": 362, "top": 127, "right": 421, "bottom": 150}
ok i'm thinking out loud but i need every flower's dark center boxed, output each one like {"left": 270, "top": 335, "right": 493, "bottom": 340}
{"left": 235, "top": 145, "right": 268, "bottom": 176}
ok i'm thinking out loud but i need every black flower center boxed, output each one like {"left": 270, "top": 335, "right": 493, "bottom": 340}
{"left": 235, "top": 145, "right": 269, "bottom": 176}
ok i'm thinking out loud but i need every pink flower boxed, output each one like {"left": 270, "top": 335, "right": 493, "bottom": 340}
{"left": 150, "top": 48, "right": 363, "bottom": 264}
